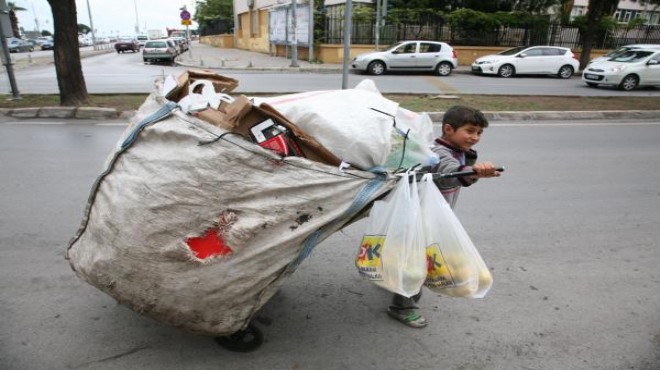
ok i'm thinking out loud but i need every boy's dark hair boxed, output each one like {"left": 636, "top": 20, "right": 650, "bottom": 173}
{"left": 442, "top": 105, "right": 489, "bottom": 129}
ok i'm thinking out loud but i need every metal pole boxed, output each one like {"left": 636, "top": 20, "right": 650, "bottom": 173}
{"left": 290, "top": 0, "right": 299, "bottom": 67}
{"left": 375, "top": 0, "right": 381, "bottom": 50}
{"left": 133, "top": 0, "right": 139, "bottom": 34}
{"left": 0, "top": 0, "right": 19, "bottom": 99}
{"left": 308, "top": 0, "right": 313, "bottom": 62}
{"left": 85, "top": 0, "right": 97, "bottom": 50}
{"left": 341, "top": 0, "right": 352, "bottom": 89}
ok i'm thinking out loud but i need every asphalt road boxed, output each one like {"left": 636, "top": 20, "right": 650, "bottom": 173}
{"left": 1, "top": 117, "right": 659, "bottom": 370}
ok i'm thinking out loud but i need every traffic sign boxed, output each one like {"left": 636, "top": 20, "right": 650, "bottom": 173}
{"left": 180, "top": 10, "right": 191, "bottom": 20}
{"left": 181, "top": 19, "right": 192, "bottom": 26}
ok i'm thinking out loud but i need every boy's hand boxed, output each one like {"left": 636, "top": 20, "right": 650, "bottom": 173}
{"left": 472, "top": 162, "right": 501, "bottom": 178}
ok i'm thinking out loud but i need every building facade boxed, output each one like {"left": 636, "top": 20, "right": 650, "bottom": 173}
{"left": 571, "top": 0, "right": 660, "bottom": 24}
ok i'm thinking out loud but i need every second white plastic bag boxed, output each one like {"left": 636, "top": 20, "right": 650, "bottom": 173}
{"left": 418, "top": 174, "right": 493, "bottom": 298}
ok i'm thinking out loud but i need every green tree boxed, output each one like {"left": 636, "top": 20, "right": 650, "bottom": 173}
{"left": 77, "top": 24, "right": 91, "bottom": 35}
{"left": 194, "top": 0, "right": 234, "bottom": 33}
{"left": 46, "top": 0, "right": 90, "bottom": 106}
{"left": 578, "top": 0, "right": 619, "bottom": 68}
{"left": 508, "top": 0, "right": 561, "bottom": 13}
{"left": 8, "top": 2, "right": 26, "bottom": 38}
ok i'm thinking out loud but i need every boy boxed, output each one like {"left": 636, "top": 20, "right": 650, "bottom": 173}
{"left": 387, "top": 105, "right": 500, "bottom": 328}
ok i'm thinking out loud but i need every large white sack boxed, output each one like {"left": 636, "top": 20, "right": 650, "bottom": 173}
{"left": 67, "top": 89, "right": 395, "bottom": 337}
{"left": 252, "top": 84, "right": 399, "bottom": 170}
{"left": 253, "top": 80, "right": 437, "bottom": 171}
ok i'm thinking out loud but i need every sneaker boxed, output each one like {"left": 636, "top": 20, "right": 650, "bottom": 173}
{"left": 387, "top": 306, "right": 428, "bottom": 328}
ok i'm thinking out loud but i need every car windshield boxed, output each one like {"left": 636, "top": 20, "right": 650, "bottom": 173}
{"left": 610, "top": 50, "right": 654, "bottom": 62}
{"left": 498, "top": 46, "right": 528, "bottom": 55}
{"left": 146, "top": 41, "right": 167, "bottom": 48}
{"left": 605, "top": 47, "right": 632, "bottom": 58}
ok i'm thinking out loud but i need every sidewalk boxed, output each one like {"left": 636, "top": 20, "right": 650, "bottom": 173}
{"left": 175, "top": 41, "right": 477, "bottom": 74}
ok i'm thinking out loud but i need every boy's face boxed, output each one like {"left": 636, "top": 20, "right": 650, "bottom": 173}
{"left": 442, "top": 123, "right": 484, "bottom": 152}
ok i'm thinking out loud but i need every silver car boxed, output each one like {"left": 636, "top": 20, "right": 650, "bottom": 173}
{"left": 582, "top": 49, "right": 660, "bottom": 91}
{"left": 142, "top": 40, "right": 178, "bottom": 64}
{"left": 589, "top": 44, "right": 660, "bottom": 65}
{"left": 351, "top": 40, "right": 458, "bottom": 76}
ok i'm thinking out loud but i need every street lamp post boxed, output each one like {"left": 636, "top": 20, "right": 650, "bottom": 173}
{"left": 85, "top": 0, "right": 97, "bottom": 50}
{"left": 133, "top": 0, "right": 140, "bottom": 34}
{"left": 290, "top": 0, "right": 299, "bottom": 67}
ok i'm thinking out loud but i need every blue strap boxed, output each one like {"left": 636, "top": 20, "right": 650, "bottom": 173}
{"left": 68, "top": 101, "right": 179, "bottom": 250}
{"left": 121, "top": 101, "right": 178, "bottom": 149}
{"left": 287, "top": 172, "right": 388, "bottom": 271}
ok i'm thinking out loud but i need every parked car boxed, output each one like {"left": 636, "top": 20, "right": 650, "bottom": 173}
{"left": 7, "top": 38, "right": 34, "bottom": 52}
{"left": 589, "top": 44, "right": 660, "bottom": 65}
{"left": 142, "top": 39, "right": 178, "bottom": 64}
{"left": 471, "top": 45, "right": 580, "bottom": 78}
{"left": 35, "top": 36, "right": 53, "bottom": 46}
{"left": 136, "top": 35, "right": 149, "bottom": 47}
{"left": 171, "top": 37, "right": 189, "bottom": 52}
{"left": 581, "top": 48, "right": 660, "bottom": 91}
{"left": 39, "top": 40, "right": 54, "bottom": 50}
{"left": 114, "top": 38, "right": 140, "bottom": 53}
{"left": 351, "top": 40, "right": 458, "bottom": 76}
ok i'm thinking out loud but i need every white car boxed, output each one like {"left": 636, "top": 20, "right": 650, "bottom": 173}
{"left": 582, "top": 49, "right": 660, "bottom": 91}
{"left": 589, "top": 44, "right": 660, "bottom": 65}
{"left": 471, "top": 46, "right": 580, "bottom": 78}
{"left": 351, "top": 40, "right": 458, "bottom": 76}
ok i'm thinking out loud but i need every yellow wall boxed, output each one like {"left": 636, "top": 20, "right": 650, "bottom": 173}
{"left": 200, "top": 35, "right": 234, "bottom": 48}
{"left": 235, "top": 10, "right": 270, "bottom": 53}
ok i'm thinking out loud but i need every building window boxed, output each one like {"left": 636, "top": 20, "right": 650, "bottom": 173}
{"left": 623, "top": 10, "right": 632, "bottom": 22}
{"left": 251, "top": 10, "right": 259, "bottom": 36}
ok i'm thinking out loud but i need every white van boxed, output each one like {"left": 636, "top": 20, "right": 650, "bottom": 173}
{"left": 136, "top": 35, "right": 149, "bottom": 47}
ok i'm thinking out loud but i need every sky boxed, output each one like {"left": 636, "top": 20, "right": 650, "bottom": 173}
{"left": 14, "top": 0, "right": 198, "bottom": 37}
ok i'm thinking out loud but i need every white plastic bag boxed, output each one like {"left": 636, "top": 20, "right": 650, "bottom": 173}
{"left": 418, "top": 174, "right": 493, "bottom": 298}
{"left": 177, "top": 79, "right": 234, "bottom": 114}
{"left": 356, "top": 172, "right": 427, "bottom": 297}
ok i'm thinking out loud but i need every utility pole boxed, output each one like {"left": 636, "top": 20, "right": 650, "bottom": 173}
{"left": 290, "top": 0, "right": 299, "bottom": 67}
{"left": 133, "top": 0, "right": 140, "bottom": 34}
{"left": 375, "top": 0, "right": 381, "bottom": 50}
{"left": 85, "top": 0, "right": 97, "bottom": 50}
{"left": 0, "top": 0, "right": 20, "bottom": 99}
{"left": 341, "top": 0, "right": 352, "bottom": 89}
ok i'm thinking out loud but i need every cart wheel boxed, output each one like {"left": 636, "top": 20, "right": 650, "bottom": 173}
{"left": 214, "top": 323, "right": 264, "bottom": 352}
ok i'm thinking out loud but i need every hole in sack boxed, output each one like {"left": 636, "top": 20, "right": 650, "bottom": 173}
{"left": 186, "top": 228, "right": 233, "bottom": 259}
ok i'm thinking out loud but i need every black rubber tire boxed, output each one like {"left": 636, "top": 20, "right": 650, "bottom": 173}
{"left": 558, "top": 65, "right": 574, "bottom": 79}
{"left": 435, "top": 61, "right": 453, "bottom": 76}
{"left": 498, "top": 64, "right": 515, "bottom": 78}
{"left": 368, "top": 60, "right": 386, "bottom": 75}
{"left": 618, "top": 74, "right": 639, "bottom": 91}
{"left": 214, "top": 323, "right": 264, "bottom": 352}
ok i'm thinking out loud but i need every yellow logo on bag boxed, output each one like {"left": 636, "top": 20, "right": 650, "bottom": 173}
{"left": 356, "top": 235, "right": 383, "bottom": 280}
{"left": 425, "top": 243, "right": 456, "bottom": 287}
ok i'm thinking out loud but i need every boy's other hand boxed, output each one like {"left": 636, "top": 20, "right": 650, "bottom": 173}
{"left": 473, "top": 162, "right": 501, "bottom": 178}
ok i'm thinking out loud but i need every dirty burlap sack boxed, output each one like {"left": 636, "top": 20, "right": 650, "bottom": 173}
{"left": 66, "top": 78, "right": 395, "bottom": 336}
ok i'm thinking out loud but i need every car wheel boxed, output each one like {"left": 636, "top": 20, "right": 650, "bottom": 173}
{"left": 498, "top": 64, "right": 515, "bottom": 78}
{"left": 435, "top": 62, "right": 452, "bottom": 76}
{"left": 618, "top": 74, "right": 639, "bottom": 91}
{"left": 558, "top": 65, "right": 574, "bottom": 79}
{"left": 368, "top": 61, "right": 386, "bottom": 76}
{"left": 586, "top": 82, "right": 598, "bottom": 88}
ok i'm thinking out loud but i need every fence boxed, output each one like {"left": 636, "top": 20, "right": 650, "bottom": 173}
{"left": 318, "top": 16, "right": 660, "bottom": 49}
